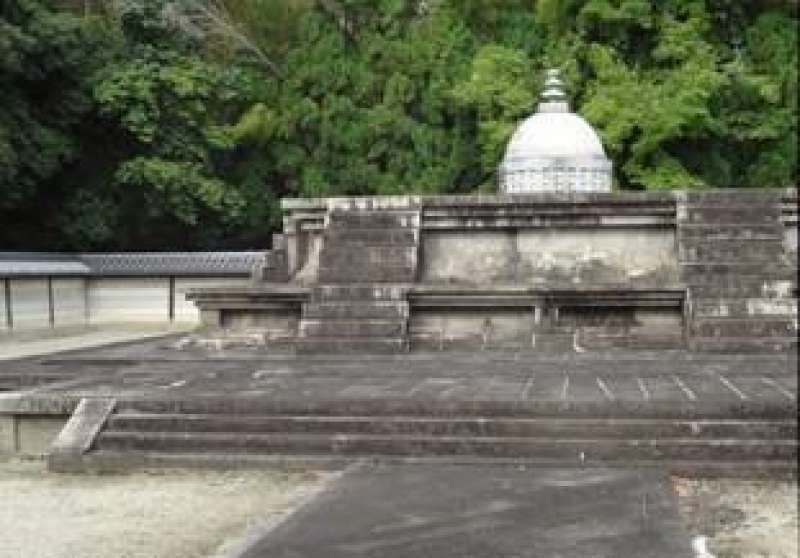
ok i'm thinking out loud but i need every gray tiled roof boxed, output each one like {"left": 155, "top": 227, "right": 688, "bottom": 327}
{"left": 0, "top": 252, "right": 91, "bottom": 276}
{"left": 0, "top": 251, "right": 262, "bottom": 277}
{"left": 81, "top": 252, "right": 262, "bottom": 276}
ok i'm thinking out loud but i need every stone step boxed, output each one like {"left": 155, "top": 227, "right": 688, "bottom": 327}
{"left": 688, "top": 279, "right": 795, "bottom": 299}
{"left": 678, "top": 238, "right": 785, "bottom": 251}
{"left": 294, "top": 337, "right": 408, "bottom": 354}
{"left": 299, "top": 319, "right": 406, "bottom": 337}
{"left": 689, "top": 336, "right": 798, "bottom": 353}
{"left": 681, "top": 262, "right": 793, "bottom": 276}
{"left": 115, "top": 397, "right": 797, "bottom": 421}
{"left": 692, "top": 298, "right": 798, "bottom": 319}
{"left": 94, "top": 431, "right": 798, "bottom": 461}
{"left": 57, "top": 451, "right": 800, "bottom": 477}
{"left": 320, "top": 245, "right": 418, "bottom": 261}
{"left": 329, "top": 211, "right": 419, "bottom": 229}
{"left": 677, "top": 224, "right": 783, "bottom": 240}
{"left": 106, "top": 413, "right": 798, "bottom": 439}
{"left": 310, "top": 285, "right": 407, "bottom": 302}
{"left": 681, "top": 191, "right": 783, "bottom": 205}
{"left": 317, "top": 265, "right": 417, "bottom": 283}
{"left": 680, "top": 245, "right": 785, "bottom": 263}
{"left": 690, "top": 318, "right": 797, "bottom": 338}
{"left": 680, "top": 207, "right": 780, "bottom": 225}
{"left": 532, "top": 332, "right": 576, "bottom": 352}
{"left": 302, "top": 301, "right": 408, "bottom": 320}
{"left": 324, "top": 228, "right": 419, "bottom": 245}
{"left": 318, "top": 252, "right": 417, "bottom": 272}
{"left": 578, "top": 332, "right": 686, "bottom": 350}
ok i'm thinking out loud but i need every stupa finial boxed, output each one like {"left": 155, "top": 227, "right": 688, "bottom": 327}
{"left": 538, "top": 68, "right": 569, "bottom": 113}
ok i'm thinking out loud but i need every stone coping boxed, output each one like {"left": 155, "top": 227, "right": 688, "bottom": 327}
{"left": 186, "top": 284, "right": 686, "bottom": 308}
{"left": 281, "top": 188, "right": 797, "bottom": 211}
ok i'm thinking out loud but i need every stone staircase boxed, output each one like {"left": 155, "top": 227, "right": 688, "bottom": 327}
{"left": 296, "top": 208, "right": 420, "bottom": 353}
{"left": 678, "top": 191, "right": 797, "bottom": 352}
{"left": 57, "top": 397, "right": 798, "bottom": 476}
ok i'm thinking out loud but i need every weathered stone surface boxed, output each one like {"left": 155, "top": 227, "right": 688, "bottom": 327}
{"left": 678, "top": 190, "right": 797, "bottom": 353}
{"left": 294, "top": 207, "right": 421, "bottom": 352}
{"left": 7, "top": 337, "right": 790, "bottom": 473}
{"left": 186, "top": 189, "right": 797, "bottom": 353}
{"left": 49, "top": 397, "right": 115, "bottom": 456}
{"left": 239, "top": 466, "right": 693, "bottom": 558}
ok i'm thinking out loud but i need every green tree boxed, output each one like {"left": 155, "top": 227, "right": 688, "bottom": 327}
{"left": 0, "top": 0, "right": 106, "bottom": 209}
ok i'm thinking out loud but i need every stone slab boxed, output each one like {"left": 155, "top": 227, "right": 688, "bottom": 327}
{"left": 50, "top": 397, "right": 116, "bottom": 456}
{"left": 238, "top": 464, "right": 692, "bottom": 558}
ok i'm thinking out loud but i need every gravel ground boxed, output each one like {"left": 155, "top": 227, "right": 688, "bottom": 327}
{"left": 0, "top": 458, "right": 332, "bottom": 558}
{"left": 0, "top": 325, "right": 189, "bottom": 361}
{"left": 674, "top": 477, "right": 798, "bottom": 558}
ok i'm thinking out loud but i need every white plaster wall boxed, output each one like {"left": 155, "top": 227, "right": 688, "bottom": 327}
{"left": 0, "top": 282, "right": 7, "bottom": 331}
{"left": 174, "top": 277, "right": 250, "bottom": 323}
{"left": 9, "top": 279, "right": 50, "bottom": 330}
{"left": 88, "top": 278, "right": 170, "bottom": 324}
{"left": 422, "top": 229, "right": 678, "bottom": 286}
{"left": 52, "top": 278, "right": 87, "bottom": 327}
{"left": 785, "top": 224, "right": 797, "bottom": 264}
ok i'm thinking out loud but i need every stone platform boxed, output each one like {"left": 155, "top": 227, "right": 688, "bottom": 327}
{"left": 0, "top": 337, "right": 795, "bottom": 475}
{"left": 190, "top": 189, "right": 798, "bottom": 354}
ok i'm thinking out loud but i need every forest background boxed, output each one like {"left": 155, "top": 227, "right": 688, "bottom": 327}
{"left": 1, "top": 0, "right": 797, "bottom": 250}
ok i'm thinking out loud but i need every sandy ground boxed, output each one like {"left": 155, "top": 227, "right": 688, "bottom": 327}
{"left": 0, "top": 458, "right": 331, "bottom": 558}
{"left": 675, "top": 477, "right": 798, "bottom": 558}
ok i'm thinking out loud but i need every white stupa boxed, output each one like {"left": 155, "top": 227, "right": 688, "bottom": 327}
{"left": 499, "top": 69, "right": 612, "bottom": 194}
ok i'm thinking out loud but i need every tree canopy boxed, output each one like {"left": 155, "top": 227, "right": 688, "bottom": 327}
{"left": 1, "top": 0, "right": 797, "bottom": 250}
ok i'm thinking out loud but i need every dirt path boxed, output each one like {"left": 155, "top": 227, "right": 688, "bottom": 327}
{"left": 0, "top": 458, "right": 331, "bottom": 558}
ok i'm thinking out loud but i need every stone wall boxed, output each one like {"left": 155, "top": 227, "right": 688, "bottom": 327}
{"left": 253, "top": 190, "right": 796, "bottom": 352}
{"left": 420, "top": 229, "right": 677, "bottom": 286}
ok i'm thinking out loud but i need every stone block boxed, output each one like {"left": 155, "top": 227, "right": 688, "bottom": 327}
{"left": 692, "top": 298, "right": 798, "bottom": 319}
{"left": 677, "top": 224, "right": 782, "bottom": 241}
{"left": 691, "top": 318, "right": 796, "bottom": 338}
{"left": 17, "top": 416, "right": 67, "bottom": 455}
{"left": 295, "top": 337, "right": 408, "bottom": 354}
{"left": 317, "top": 265, "right": 417, "bottom": 283}
{"left": 680, "top": 244, "right": 783, "bottom": 263}
{"left": 300, "top": 319, "right": 406, "bottom": 338}
{"left": 302, "top": 301, "right": 408, "bottom": 320}
{"left": 199, "top": 309, "right": 223, "bottom": 327}
{"left": 0, "top": 415, "right": 17, "bottom": 454}
{"left": 311, "top": 285, "right": 406, "bottom": 302}
{"left": 681, "top": 206, "right": 779, "bottom": 225}
{"left": 325, "top": 228, "right": 418, "bottom": 245}
{"left": 329, "top": 211, "right": 419, "bottom": 228}
{"left": 50, "top": 398, "right": 116, "bottom": 456}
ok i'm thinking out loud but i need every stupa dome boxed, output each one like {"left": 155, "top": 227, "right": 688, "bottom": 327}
{"left": 499, "top": 69, "right": 612, "bottom": 194}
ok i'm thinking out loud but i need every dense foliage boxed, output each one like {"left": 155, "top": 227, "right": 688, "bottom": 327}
{"left": 1, "top": 0, "right": 797, "bottom": 249}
